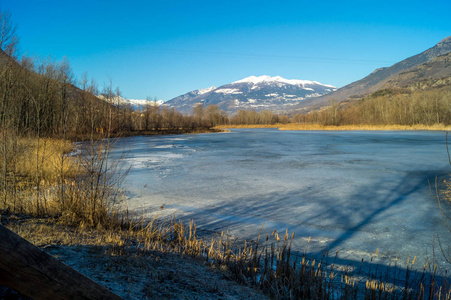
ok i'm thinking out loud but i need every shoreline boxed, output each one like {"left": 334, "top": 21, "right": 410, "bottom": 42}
{"left": 65, "top": 127, "right": 225, "bottom": 142}
{"left": 0, "top": 213, "right": 268, "bottom": 299}
{"left": 215, "top": 124, "right": 451, "bottom": 131}
{"left": 3, "top": 210, "right": 448, "bottom": 299}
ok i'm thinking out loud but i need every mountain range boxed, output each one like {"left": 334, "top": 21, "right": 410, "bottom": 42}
{"left": 164, "top": 75, "right": 336, "bottom": 114}
{"left": 293, "top": 36, "right": 451, "bottom": 111}
{"left": 97, "top": 95, "right": 164, "bottom": 109}
{"left": 165, "top": 36, "right": 451, "bottom": 114}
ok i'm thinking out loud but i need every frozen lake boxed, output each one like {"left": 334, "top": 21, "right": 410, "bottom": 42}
{"left": 112, "top": 129, "right": 451, "bottom": 273}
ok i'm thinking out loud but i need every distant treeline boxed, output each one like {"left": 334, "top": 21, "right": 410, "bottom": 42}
{"left": 195, "top": 88, "right": 451, "bottom": 127}
{"left": 303, "top": 88, "right": 451, "bottom": 126}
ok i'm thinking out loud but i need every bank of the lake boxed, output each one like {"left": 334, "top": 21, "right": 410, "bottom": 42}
{"left": 1, "top": 213, "right": 269, "bottom": 299}
{"left": 215, "top": 123, "right": 451, "bottom": 131}
{"left": 68, "top": 127, "right": 225, "bottom": 142}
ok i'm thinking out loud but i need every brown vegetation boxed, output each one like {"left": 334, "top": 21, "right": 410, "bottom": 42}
{"left": 216, "top": 124, "right": 451, "bottom": 131}
{"left": 215, "top": 87, "right": 451, "bottom": 130}
{"left": 3, "top": 212, "right": 450, "bottom": 300}
{"left": 278, "top": 124, "right": 451, "bottom": 131}
{"left": 305, "top": 89, "right": 451, "bottom": 126}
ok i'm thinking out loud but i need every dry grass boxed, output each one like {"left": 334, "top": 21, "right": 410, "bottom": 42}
{"left": 215, "top": 123, "right": 451, "bottom": 131}
{"left": 0, "top": 137, "right": 82, "bottom": 216}
{"left": 0, "top": 137, "right": 80, "bottom": 188}
{"left": 214, "top": 124, "right": 282, "bottom": 129}
{"left": 0, "top": 136, "right": 126, "bottom": 228}
{"left": 2, "top": 208, "right": 450, "bottom": 300}
{"left": 278, "top": 123, "right": 451, "bottom": 131}
{"left": 1, "top": 214, "right": 269, "bottom": 299}
{"left": 14, "top": 138, "right": 80, "bottom": 185}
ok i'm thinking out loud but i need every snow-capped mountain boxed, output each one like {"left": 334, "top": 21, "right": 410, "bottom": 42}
{"left": 165, "top": 75, "right": 336, "bottom": 114}
{"left": 98, "top": 95, "right": 164, "bottom": 109}
{"left": 126, "top": 98, "right": 164, "bottom": 108}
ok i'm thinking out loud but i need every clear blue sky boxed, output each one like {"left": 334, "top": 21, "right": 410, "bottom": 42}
{"left": 1, "top": 0, "right": 450, "bottom": 101}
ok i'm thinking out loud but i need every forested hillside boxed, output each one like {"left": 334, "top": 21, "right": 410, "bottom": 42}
{"left": 293, "top": 36, "right": 451, "bottom": 111}
{"left": 296, "top": 87, "right": 451, "bottom": 126}
{"left": 0, "top": 49, "right": 218, "bottom": 139}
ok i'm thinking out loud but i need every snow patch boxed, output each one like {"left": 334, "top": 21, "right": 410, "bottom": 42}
{"left": 98, "top": 95, "right": 163, "bottom": 107}
{"left": 197, "top": 86, "right": 216, "bottom": 95}
{"left": 305, "top": 93, "right": 322, "bottom": 98}
{"left": 233, "top": 75, "right": 336, "bottom": 89}
{"left": 128, "top": 99, "right": 164, "bottom": 106}
{"left": 214, "top": 88, "right": 243, "bottom": 95}
{"left": 265, "top": 93, "right": 279, "bottom": 97}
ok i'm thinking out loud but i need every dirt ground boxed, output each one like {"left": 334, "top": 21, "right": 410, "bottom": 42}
{"left": 43, "top": 244, "right": 268, "bottom": 299}
{"left": 1, "top": 214, "right": 269, "bottom": 300}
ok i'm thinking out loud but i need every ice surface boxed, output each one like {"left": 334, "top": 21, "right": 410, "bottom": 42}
{"left": 110, "top": 129, "right": 451, "bottom": 273}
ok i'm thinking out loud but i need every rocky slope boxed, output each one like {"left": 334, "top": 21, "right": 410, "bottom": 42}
{"left": 381, "top": 51, "right": 451, "bottom": 90}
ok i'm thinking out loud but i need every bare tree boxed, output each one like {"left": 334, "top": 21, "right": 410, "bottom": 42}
{"left": 0, "top": 10, "right": 19, "bottom": 58}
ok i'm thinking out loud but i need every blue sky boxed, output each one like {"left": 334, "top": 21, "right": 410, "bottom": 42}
{"left": 1, "top": 0, "right": 450, "bottom": 101}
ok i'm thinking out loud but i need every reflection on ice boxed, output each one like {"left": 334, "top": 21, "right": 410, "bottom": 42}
{"left": 110, "top": 129, "right": 451, "bottom": 273}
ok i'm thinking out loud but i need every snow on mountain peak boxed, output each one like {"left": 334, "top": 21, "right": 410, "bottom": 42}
{"left": 233, "top": 75, "right": 334, "bottom": 88}
{"left": 233, "top": 75, "right": 273, "bottom": 84}
{"left": 197, "top": 86, "right": 216, "bottom": 95}
{"left": 98, "top": 95, "right": 163, "bottom": 107}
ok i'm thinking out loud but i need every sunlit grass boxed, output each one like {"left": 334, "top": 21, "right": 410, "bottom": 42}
{"left": 215, "top": 123, "right": 451, "bottom": 131}
{"left": 278, "top": 123, "right": 451, "bottom": 131}
{"left": 214, "top": 124, "right": 282, "bottom": 129}
{"left": 5, "top": 213, "right": 450, "bottom": 300}
{"left": 14, "top": 138, "right": 81, "bottom": 186}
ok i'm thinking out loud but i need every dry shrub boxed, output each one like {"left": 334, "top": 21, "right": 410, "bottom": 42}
{"left": 47, "top": 138, "right": 129, "bottom": 228}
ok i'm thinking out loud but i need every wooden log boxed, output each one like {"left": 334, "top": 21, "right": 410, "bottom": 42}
{"left": 0, "top": 224, "right": 123, "bottom": 300}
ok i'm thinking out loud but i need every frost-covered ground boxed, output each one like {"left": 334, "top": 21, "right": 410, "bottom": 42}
{"left": 111, "top": 129, "right": 451, "bottom": 275}
{"left": 2, "top": 216, "right": 269, "bottom": 300}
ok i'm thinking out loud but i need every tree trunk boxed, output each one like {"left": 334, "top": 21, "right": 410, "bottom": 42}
{"left": 0, "top": 224, "right": 122, "bottom": 300}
